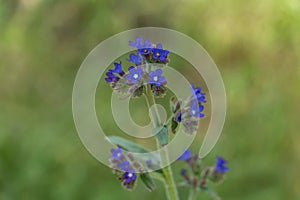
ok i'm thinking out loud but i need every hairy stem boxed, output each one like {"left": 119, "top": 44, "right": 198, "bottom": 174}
{"left": 144, "top": 84, "right": 179, "bottom": 200}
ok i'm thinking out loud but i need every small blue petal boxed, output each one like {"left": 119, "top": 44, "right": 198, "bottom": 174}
{"left": 175, "top": 112, "right": 182, "bottom": 123}
{"left": 152, "top": 48, "right": 169, "bottom": 63}
{"left": 110, "top": 146, "right": 122, "bottom": 160}
{"left": 190, "top": 101, "right": 204, "bottom": 118}
{"left": 126, "top": 67, "right": 143, "bottom": 83}
{"left": 190, "top": 84, "right": 206, "bottom": 103}
{"left": 129, "top": 37, "right": 143, "bottom": 48}
{"left": 127, "top": 53, "right": 142, "bottom": 65}
{"left": 214, "top": 156, "right": 229, "bottom": 173}
{"left": 148, "top": 69, "right": 166, "bottom": 86}
{"left": 178, "top": 149, "right": 191, "bottom": 161}
{"left": 128, "top": 66, "right": 135, "bottom": 71}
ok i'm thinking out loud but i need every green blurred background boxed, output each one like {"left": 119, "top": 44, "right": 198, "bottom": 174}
{"left": 1, "top": 0, "right": 300, "bottom": 199}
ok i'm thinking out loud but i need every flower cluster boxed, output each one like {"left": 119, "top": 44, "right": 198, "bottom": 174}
{"left": 170, "top": 84, "right": 206, "bottom": 134}
{"left": 105, "top": 62, "right": 124, "bottom": 84}
{"left": 105, "top": 37, "right": 169, "bottom": 98}
{"left": 129, "top": 38, "right": 169, "bottom": 63}
{"left": 178, "top": 149, "right": 229, "bottom": 191}
{"left": 109, "top": 146, "right": 137, "bottom": 190}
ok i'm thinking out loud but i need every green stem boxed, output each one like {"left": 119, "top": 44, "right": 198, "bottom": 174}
{"left": 188, "top": 188, "right": 195, "bottom": 200}
{"left": 144, "top": 84, "right": 179, "bottom": 200}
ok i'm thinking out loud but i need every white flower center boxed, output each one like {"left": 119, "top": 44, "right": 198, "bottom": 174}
{"left": 153, "top": 76, "right": 158, "bottom": 81}
{"left": 117, "top": 153, "right": 121, "bottom": 157}
{"left": 192, "top": 110, "right": 196, "bottom": 115}
{"left": 133, "top": 74, "right": 139, "bottom": 79}
{"left": 128, "top": 173, "right": 133, "bottom": 177}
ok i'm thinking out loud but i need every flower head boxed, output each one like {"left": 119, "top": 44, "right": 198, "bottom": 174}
{"left": 152, "top": 48, "right": 169, "bottom": 63}
{"left": 125, "top": 67, "right": 143, "bottom": 84}
{"left": 105, "top": 71, "right": 117, "bottom": 83}
{"left": 117, "top": 160, "right": 133, "bottom": 172}
{"left": 110, "top": 145, "right": 123, "bottom": 160}
{"left": 190, "top": 84, "right": 206, "bottom": 103}
{"left": 129, "top": 37, "right": 153, "bottom": 55}
{"left": 189, "top": 101, "right": 204, "bottom": 118}
{"left": 214, "top": 157, "right": 229, "bottom": 174}
{"left": 105, "top": 62, "right": 124, "bottom": 83}
{"left": 148, "top": 69, "right": 166, "bottom": 86}
{"left": 120, "top": 171, "right": 137, "bottom": 184}
{"left": 129, "top": 37, "right": 143, "bottom": 48}
{"left": 110, "top": 61, "right": 123, "bottom": 74}
{"left": 127, "top": 53, "right": 142, "bottom": 65}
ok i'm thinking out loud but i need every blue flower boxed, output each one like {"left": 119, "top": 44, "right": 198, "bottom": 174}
{"left": 105, "top": 71, "right": 117, "bottom": 83}
{"left": 138, "top": 40, "right": 152, "bottom": 55}
{"left": 190, "top": 84, "right": 206, "bottom": 103}
{"left": 189, "top": 101, "right": 204, "bottom": 118}
{"left": 110, "top": 61, "right": 123, "bottom": 74}
{"left": 127, "top": 53, "right": 142, "bottom": 65}
{"left": 214, "top": 157, "right": 229, "bottom": 174}
{"left": 121, "top": 171, "right": 137, "bottom": 184}
{"left": 129, "top": 37, "right": 143, "bottom": 48}
{"left": 152, "top": 48, "right": 169, "bottom": 63}
{"left": 178, "top": 149, "right": 191, "bottom": 161}
{"left": 148, "top": 69, "right": 166, "bottom": 86}
{"left": 125, "top": 67, "right": 143, "bottom": 83}
{"left": 110, "top": 146, "right": 122, "bottom": 160}
{"left": 175, "top": 112, "right": 182, "bottom": 123}
{"left": 105, "top": 62, "right": 124, "bottom": 83}
{"left": 117, "top": 160, "right": 133, "bottom": 172}
{"left": 129, "top": 37, "right": 153, "bottom": 55}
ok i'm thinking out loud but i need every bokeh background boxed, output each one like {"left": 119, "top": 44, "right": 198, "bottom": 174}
{"left": 1, "top": 0, "right": 300, "bottom": 199}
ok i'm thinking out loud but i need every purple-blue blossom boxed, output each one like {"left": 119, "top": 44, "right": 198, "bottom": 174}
{"left": 152, "top": 48, "right": 169, "bottom": 63}
{"left": 110, "top": 145, "right": 123, "bottom": 160}
{"left": 105, "top": 71, "right": 117, "bottom": 83}
{"left": 148, "top": 69, "right": 166, "bottom": 86}
{"left": 189, "top": 101, "right": 204, "bottom": 118}
{"left": 190, "top": 84, "right": 206, "bottom": 103}
{"left": 129, "top": 37, "right": 143, "bottom": 48}
{"left": 129, "top": 37, "right": 153, "bottom": 55}
{"left": 214, "top": 157, "right": 229, "bottom": 174}
{"left": 117, "top": 160, "right": 133, "bottom": 172}
{"left": 178, "top": 149, "right": 191, "bottom": 161}
{"left": 125, "top": 67, "right": 143, "bottom": 84}
{"left": 127, "top": 53, "right": 142, "bottom": 65}
{"left": 121, "top": 171, "right": 137, "bottom": 184}
{"left": 105, "top": 62, "right": 124, "bottom": 83}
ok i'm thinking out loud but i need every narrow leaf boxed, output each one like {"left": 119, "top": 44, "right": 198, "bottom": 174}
{"left": 107, "top": 136, "right": 150, "bottom": 153}
{"left": 140, "top": 173, "right": 156, "bottom": 191}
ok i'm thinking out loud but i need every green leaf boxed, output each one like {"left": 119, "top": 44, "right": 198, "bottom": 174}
{"left": 140, "top": 173, "right": 156, "bottom": 191}
{"left": 107, "top": 136, "right": 151, "bottom": 153}
{"left": 150, "top": 170, "right": 165, "bottom": 181}
{"left": 153, "top": 125, "right": 168, "bottom": 146}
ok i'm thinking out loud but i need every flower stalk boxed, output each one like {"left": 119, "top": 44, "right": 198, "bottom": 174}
{"left": 144, "top": 84, "right": 179, "bottom": 200}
